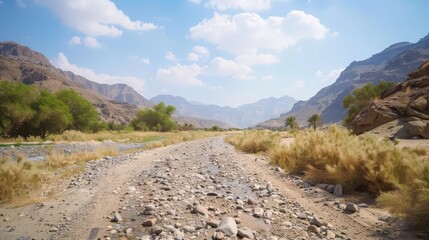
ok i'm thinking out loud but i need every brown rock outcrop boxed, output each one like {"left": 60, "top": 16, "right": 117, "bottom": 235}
{"left": 349, "top": 60, "right": 429, "bottom": 138}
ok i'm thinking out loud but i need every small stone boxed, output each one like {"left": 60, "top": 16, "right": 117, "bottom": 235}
{"left": 128, "top": 186, "right": 137, "bottom": 192}
{"left": 333, "top": 184, "right": 342, "bottom": 196}
{"left": 112, "top": 212, "right": 122, "bottom": 222}
{"left": 238, "top": 227, "right": 254, "bottom": 239}
{"left": 193, "top": 205, "right": 210, "bottom": 216}
{"left": 218, "top": 217, "right": 238, "bottom": 236}
{"left": 326, "top": 230, "right": 336, "bottom": 239}
{"left": 213, "top": 231, "right": 225, "bottom": 240}
{"left": 326, "top": 185, "right": 335, "bottom": 193}
{"left": 253, "top": 208, "right": 264, "bottom": 218}
{"left": 183, "top": 225, "right": 195, "bottom": 233}
{"left": 310, "top": 216, "right": 323, "bottom": 227}
{"left": 307, "top": 225, "right": 320, "bottom": 234}
{"left": 345, "top": 203, "right": 359, "bottom": 213}
{"left": 207, "top": 219, "right": 220, "bottom": 228}
{"left": 282, "top": 221, "right": 292, "bottom": 227}
{"left": 142, "top": 218, "right": 157, "bottom": 226}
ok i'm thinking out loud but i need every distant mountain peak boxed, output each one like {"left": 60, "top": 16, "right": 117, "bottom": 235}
{"left": 0, "top": 41, "right": 51, "bottom": 67}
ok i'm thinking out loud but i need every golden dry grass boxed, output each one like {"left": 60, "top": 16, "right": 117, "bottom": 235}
{"left": 227, "top": 126, "right": 429, "bottom": 229}
{"left": 225, "top": 130, "right": 280, "bottom": 154}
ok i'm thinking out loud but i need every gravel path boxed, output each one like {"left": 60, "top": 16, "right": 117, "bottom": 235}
{"left": 0, "top": 137, "right": 423, "bottom": 240}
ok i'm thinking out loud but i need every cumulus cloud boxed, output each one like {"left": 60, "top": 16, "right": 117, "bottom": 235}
{"left": 54, "top": 52, "right": 145, "bottom": 93}
{"left": 83, "top": 36, "right": 102, "bottom": 48}
{"left": 316, "top": 67, "right": 345, "bottom": 82}
{"left": 156, "top": 64, "right": 204, "bottom": 86}
{"left": 129, "top": 55, "right": 150, "bottom": 65}
{"left": 35, "top": 0, "right": 158, "bottom": 37}
{"left": 209, "top": 57, "right": 253, "bottom": 80}
{"left": 187, "top": 45, "right": 209, "bottom": 62}
{"left": 190, "top": 11, "right": 329, "bottom": 55}
{"left": 165, "top": 51, "right": 177, "bottom": 62}
{"left": 68, "top": 36, "right": 81, "bottom": 46}
{"left": 206, "top": 0, "right": 271, "bottom": 11}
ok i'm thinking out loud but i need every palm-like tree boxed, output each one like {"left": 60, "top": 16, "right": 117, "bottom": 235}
{"left": 285, "top": 116, "right": 298, "bottom": 130}
{"left": 307, "top": 114, "right": 322, "bottom": 130}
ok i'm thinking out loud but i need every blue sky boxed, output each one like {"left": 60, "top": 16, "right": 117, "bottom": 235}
{"left": 1, "top": 0, "right": 428, "bottom": 107}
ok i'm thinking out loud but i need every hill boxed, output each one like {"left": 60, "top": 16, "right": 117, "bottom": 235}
{"left": 0, "top": 41, "right": 141, "bottom": 123}
{"left": 257, "top": 33, "right": 429, "bottom": 129}
{"left": 151, "top": 95, "right": 297, "bottom": 128}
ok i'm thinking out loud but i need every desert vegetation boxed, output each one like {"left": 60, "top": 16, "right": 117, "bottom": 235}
{"left": 227, "top": 127, "right": 429, "bottom": 229}
{"left": 343, "top": 81, "right": 396, "bottom": 125}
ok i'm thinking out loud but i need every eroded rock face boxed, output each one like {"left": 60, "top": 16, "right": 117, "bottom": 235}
{"left": 349, "top": 60, "right": 429, "bottom": 138}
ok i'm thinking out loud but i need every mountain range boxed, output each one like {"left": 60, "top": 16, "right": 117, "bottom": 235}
{"left": 0, "top": 41, "right": 296, "bottom": 129}
{"left": 258, "top": 33, "right": 429, "bottom": 129}
{"left": 151, "top": 95, "right": 297, "bottom": 128}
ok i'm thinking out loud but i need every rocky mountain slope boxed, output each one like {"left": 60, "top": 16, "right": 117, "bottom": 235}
{"left": 63, "top": 71, "right": 152, "bottom": 107}
{"left": 0, "top": 41, "right": 140, "bottom": 123}
{"left": 349, "top": 60, "right": 429, "bottom": 138}
{"left": 258, "top": 33, "right": 429, "bottom": 129}
{"left": 151, "top": 95, "right": 296, "bottom": 128}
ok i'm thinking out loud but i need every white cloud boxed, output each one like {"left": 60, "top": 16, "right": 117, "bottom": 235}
{"left": 206, "top": 0, "right": 271, "bottom": 11}
{"left": 156, "top": 64, "right": 204, "bottom": 86}
{"left": 68, "top": 36, "right": 81, "bottom": 45}
{"left": 190, "top": 11, "right": 329, "bottom": 55}
{"left": 188, "top": 0, "right": 201, "bottom": 3}
{"left": 316, "top": 67, "right": 345, "bottom": 82}
{"left": 209, "top": 57, "right": 253, "bottom": 80}
{"left": 54, "top": 52, "right": 145, "bottom": 93}
{"left": 129, "top": 56, "right": 150, "bottom": 65}
{"left": 0, "top": 1, "right": 4, "bottom": 5}
{"left": 187, "top": 45, "right": 209, "bottom": 62}
{"left": 83, "top": 36, "right": 102, "bottom": 48}
{"left": 35, "top": 0, "right": 158, "bottom": 37}
{"left": 235, "top": 53, "right": 278, "bottom": 66}
{"left": 165, "top": 51, "right": 177, "bottom": 62}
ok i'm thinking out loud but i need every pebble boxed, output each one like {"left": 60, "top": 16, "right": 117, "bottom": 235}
{"left": 217, "top": 217, "right": 238, "bottom": 236}
{"left": 345, "top": 203, "right": 359, "bottom": 213}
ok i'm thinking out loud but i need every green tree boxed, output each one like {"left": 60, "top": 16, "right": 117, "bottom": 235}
{"left": 0, "top": 82, "right": 39, "bottom": 137}
{"left": 55, "top": 89, "right": 99, "bottom": 132}
{"left": 130, "top": 102, "right": 176, "bottom": 132}
{"left": 31, "top": 91, "right": 73, "bottom": 138}
{"left": 285, "top": 116, "right": 298, "bottom": 130}
{"left": 307, "top": 114, "right": 322, "bottom": 130}
{"left": 343, "top": 81, "right": 395, "bottom": 125}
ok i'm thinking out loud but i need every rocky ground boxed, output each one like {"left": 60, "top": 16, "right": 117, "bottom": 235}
{"left": 0, "top": 137, "right": 427, "bottom": 240}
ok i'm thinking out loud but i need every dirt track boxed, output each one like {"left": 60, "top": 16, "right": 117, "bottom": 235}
{"left": 0, "top": 137, "right": 422, "bottom": 240}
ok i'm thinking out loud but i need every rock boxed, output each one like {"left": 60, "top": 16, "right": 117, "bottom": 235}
{"left": 345, "top": 203, "right": 359, "bottom": 213}
{"left": 310, "top": 216, "right": 323, "bottom": 227}
{"left": 326, "top": 230, "right": 336, "bottom": 239}
{"left": 207, "top": 219, "right": 220, "bottom": 228}
{"left": 333, "top": 184, "right": 343, "bottom": 196}
{"left": 173, "top": 229, "right": 185, "bottom": 239}
{"left": 183, "top": 225, "right": 195, "bottom": 233}
{"left": 193, "top": 205, "right": 210, "bottom": 216}
{"left": 405, "top": 120, "right": 429, "bottom": 138}
{"left": 142, "top": 218, "right": 157, "bottom": 226}
{"left": 217, "top": 217, "right": 238, "bottom": 236}
{"left": 213, "top": 231, "right": 225, "bottom": 240}
{"left": 238, "top": 227, "right": 254, "bottom": 239}
{"left": 326, "top": 185, "right": 335, "bottom": 193}
{"left": 112, "top": 212, "right": 122, "bottom": 222}
{"left": 253, "top": 208, "right": 264, "bottom": 218}
{"left": 307, "top": 225, "right": 320, "bottom": 234}
{"left": 127, "top": 186, "right": 136, "bottom": 192}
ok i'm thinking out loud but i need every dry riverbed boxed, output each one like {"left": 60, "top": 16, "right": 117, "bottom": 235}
{"left": 0, "top": 137, "right": 425, "bottom": 240}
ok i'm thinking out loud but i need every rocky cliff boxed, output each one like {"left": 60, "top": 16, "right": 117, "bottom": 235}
{"left": 257, "top": 33, "right": 429, "bottom": 129}
{"left": 349, "top": 60, "right": 429, "bottom": 138}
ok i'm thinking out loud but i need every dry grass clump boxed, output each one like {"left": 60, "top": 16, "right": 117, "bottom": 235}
{"left": 0, "top": 157, "right": 44, "bottom": 202}
{"left": 268, "top": 125, "right": 429, "bottom": 229}
{"left": 270, "top": 126, "right": 423, "bottom": 193}
{"left": 225, "top": 130, "right": 280, "bottom": 154}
